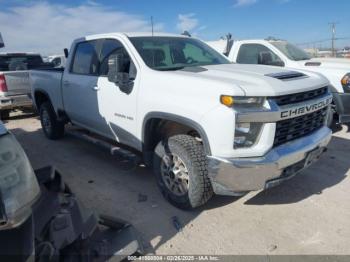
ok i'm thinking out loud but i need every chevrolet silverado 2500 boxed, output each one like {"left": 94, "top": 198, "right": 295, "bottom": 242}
{"left": 207, "top": 37, "right": 350, "bottom": 124}
{"left": 31, "top": 33, "right": 332, "bottom": 209}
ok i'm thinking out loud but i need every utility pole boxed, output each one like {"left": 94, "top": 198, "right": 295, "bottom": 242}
{"left": 329, "top": 22, "right": 338, "bottom": 57}
{"left": 151, "top": 16, "right": 154, "bottom": 36}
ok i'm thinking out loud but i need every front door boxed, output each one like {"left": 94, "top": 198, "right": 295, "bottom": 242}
{"left": 95, "top": 38, "right": 140, "bottom": 149}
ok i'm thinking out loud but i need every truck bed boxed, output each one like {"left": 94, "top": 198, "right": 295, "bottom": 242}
{"left": 30, "top": 69, "right": 65, "bottom": 111}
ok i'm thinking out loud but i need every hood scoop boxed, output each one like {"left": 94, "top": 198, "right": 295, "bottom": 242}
{"left": 305, "top": 62, "right": 322, "bottom": 66}
{"left": 265, "top": 71, "right": 308, "bottom": 81}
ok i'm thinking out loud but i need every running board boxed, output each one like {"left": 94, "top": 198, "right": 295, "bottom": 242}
{"left": 67, "top": 128, "right": 142, "bottom": 165}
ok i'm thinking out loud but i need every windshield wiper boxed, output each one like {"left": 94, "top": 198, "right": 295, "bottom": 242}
{"left": 157, "top": 66, "right": 185, "bottom": 71}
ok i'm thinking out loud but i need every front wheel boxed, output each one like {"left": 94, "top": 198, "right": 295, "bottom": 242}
{"left": 153, "top": 134, "right": 213, "bottom": 209}
{"left": 40, "top": 102, "right": 65, "bottom": 140}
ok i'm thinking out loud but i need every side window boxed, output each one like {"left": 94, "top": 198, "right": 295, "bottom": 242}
{"left": 99, "top": 39, "right": 137, "bottom": 78}
{"left": 237, "top": 44, "right": 283, "bottom": 66}
{"left": 71, "top": 41, "right": 100, "bottom": 75}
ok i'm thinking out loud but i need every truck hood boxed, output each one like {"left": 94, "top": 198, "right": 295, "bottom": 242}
{"left": 294, "top": 58, "right": 349, "bottom": 92}
{"left": 170, "top": 63, "right": 329, "bottom": 97}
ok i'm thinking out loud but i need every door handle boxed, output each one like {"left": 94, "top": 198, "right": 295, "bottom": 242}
{"left": 63, "top": 80, "right": 70, "bottom": 86}
{"left": 92, "top": 86, "right": 100, "bottom": 91}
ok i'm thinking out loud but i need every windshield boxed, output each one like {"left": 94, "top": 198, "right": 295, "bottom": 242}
{"left": 0, "top": 54, "right": 45, "bottom": 71}
{"left": 270, "top": 41, "right": 311, "bottom": 61}
{"left": 129, "top": 37, "right": 231, "bottom": 71}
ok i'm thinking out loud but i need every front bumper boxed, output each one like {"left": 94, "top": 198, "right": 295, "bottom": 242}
{"left": 208, "top": 127, "right": 332, "bottom": 196}
{"left": 0, "top": 94, "right": 32, "bottom": 110}
{"left": 333, "top": 92, "right": 350, "bottom": 123}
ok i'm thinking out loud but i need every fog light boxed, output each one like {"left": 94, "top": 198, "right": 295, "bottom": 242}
{"left": 234, "top": 123, "right": 263, "bottom": 148}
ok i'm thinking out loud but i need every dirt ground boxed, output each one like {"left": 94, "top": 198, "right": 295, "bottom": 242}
{"left": 3, "top": 112, "right": 350, "bottom": 255}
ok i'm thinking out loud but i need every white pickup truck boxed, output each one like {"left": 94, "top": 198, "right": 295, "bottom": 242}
{"left": 207, "top": 38, "right": 350, "bottom": 124}
{"left": 31, "top": 33, "right": 332, "bottom": 209}
{"left": 0, "top": 53, "right": 52, "bottom": 119}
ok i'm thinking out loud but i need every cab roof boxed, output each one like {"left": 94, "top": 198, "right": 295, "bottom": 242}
{"left": 85, "top": 32, "right": 189, "bottom": 39}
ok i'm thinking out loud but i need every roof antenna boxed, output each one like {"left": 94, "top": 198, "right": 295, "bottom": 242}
{"left": 151, "top": 16, "right": 154, "bottom": 36}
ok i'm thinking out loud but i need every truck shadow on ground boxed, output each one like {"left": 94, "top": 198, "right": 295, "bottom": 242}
{"left": 1, "top": 110, "right": 37, "bottom": 123}
{"left": 331, "top": 122, "right": 350, "bottom": 133}
{"left": 8, "top": 124, "right": 350, "bottom": 254}
{"left": 244, "top": 135, "right": 349, "bottom": 205}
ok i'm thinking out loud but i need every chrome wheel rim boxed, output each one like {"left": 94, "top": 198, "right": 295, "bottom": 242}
{"left": 42, "top": 110, "right": 51, "bottom": 134}
{"left": 160, "top": 153, "right": 189, "bottom": 196}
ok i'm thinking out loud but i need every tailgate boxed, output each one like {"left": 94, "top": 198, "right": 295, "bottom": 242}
{"left": 2, "top": 71, "right": 31, "bottom": 96}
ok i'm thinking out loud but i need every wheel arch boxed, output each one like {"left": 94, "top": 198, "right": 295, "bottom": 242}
{"left": 33, "top": 89, "right": 51, "bottom": 111}
{"left": 142, "top": 112, "right": 211, "bottom": 165}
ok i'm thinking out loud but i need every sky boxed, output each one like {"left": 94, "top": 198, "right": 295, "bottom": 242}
{"left": 0, "top": 0, "right": 349, "bottom": 54}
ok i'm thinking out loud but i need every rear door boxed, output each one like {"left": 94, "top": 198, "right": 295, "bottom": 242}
{"left": 62, "top": 40, "right": 111, "bottom": 136}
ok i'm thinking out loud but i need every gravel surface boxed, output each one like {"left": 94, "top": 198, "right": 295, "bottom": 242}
{"left": 4, "top": 112, "right": 350, "bottom": 255}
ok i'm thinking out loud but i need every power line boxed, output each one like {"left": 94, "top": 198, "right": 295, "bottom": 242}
{"left": 296, "top": 38, "right": 331, "bottom": 46}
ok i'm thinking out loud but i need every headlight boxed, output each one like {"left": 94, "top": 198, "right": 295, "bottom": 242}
{"left": 233, "top": 97, "right": 265, "bottom": 107}
{"left": 221, "top": 96, "right": 266, "bottom": 148}
{"left": 234, "top": 122, "right": 263, "bottom": 148}
{"left": 341, "top": 73, "right": 350, "bottom": 93}
{"left": 220, "top": 95, "right": 265, "bottom": 108}
{"left": 0, "top": 133, "right": 40, "bottom": 229}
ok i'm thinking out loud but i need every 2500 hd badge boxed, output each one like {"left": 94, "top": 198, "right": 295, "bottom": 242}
{"left": 281, "top": 97, "right": 332, "bottom": 119}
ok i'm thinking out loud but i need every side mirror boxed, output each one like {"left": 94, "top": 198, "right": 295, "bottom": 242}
{"left": 63, "top": 48, "right": 69, "bottom": 58}
{"left": 258, "top": 51, "right": 273, "bottom": 65}
{"left": 107, "top": 53, "right": 134, "bottom": 94}
{"left": 0, "top": 33, "right": 4, "bottom": 48}
{"left": 258, "top": 51, "right": 284, "bottom": 67}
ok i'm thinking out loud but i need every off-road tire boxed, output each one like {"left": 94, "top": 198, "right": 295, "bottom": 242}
{"left": 0, "top": 110, "right": 10, "bottom": 120}
{"left": 153, "top": 134, "right": 213, "bottom": 209}
{"left": 40, "top": 102, "right": 65, "bottom": 140}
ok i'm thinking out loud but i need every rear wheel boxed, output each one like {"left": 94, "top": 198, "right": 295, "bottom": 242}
{"left": 153, "top": 134, "right": 213, "bottom": 209}
{"left": 40, "top": 102, "right": 65, "bottom": 140}
{"left": 0, "top": 110, "right": 10, "bottom": 120}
